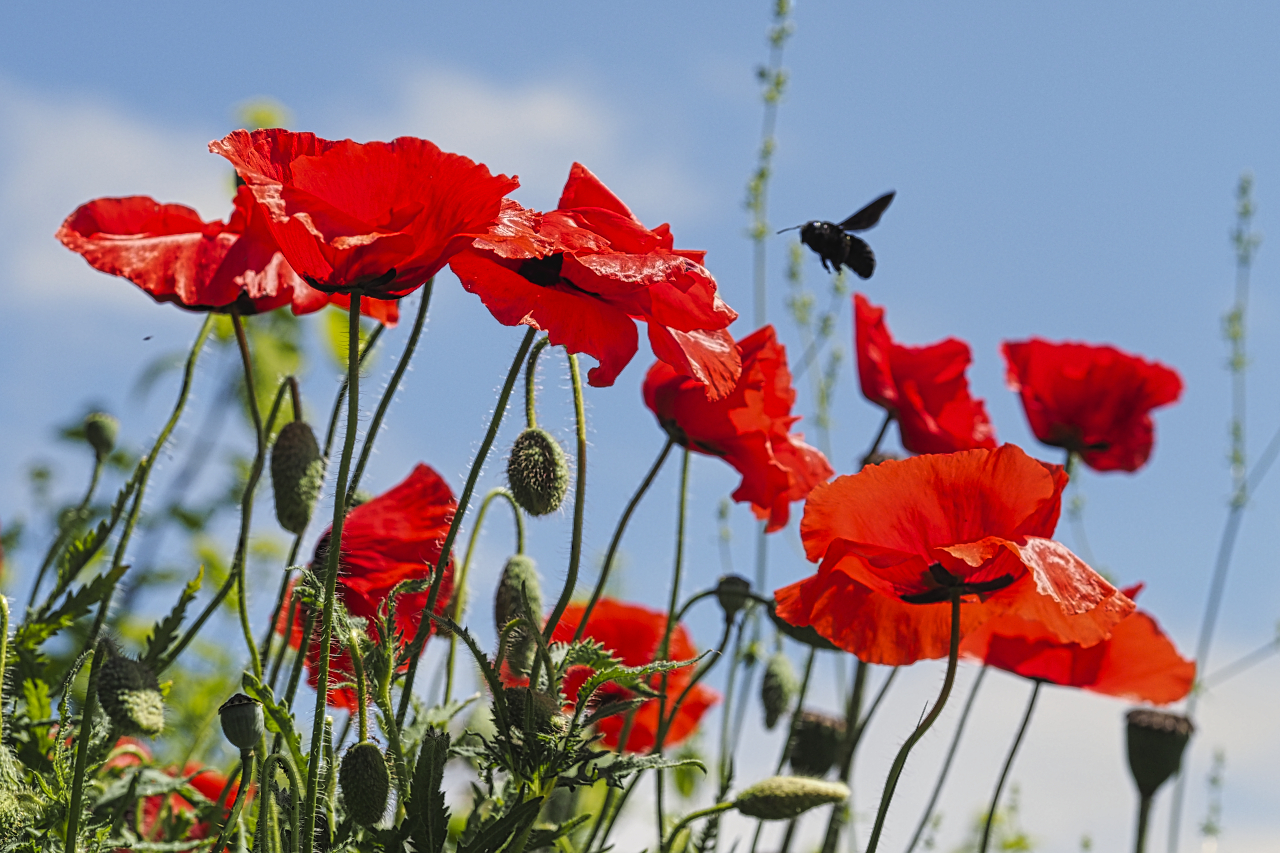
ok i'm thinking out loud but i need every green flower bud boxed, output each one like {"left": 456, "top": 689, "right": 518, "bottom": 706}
{"left": 715, "top": 574, "right": 752, "bottom": 622}
{"left": 494, "top": 555, "right": 542, "bottom": 674}
{"left": 507, "top": 428, "right": 569, "bottom": 516}
{"left": 218, "top": 693, "right": 264, "bottom": 750}
{"left": 733, "top": 776, "right": 849, "bottom": 821}
{"left": 270, "top": 421, "right": 325, "bottom": 535}
{"left": 340, "top": 741, "right": 391, "bottom": 826}
{"left": 84, "top": 412, "right": 118, "bottom": 459}
{"left": 501, "top": 686, "right": 567, "bottom": 736}
{"left": 761, "top": 652, "right": 798, "bottom": 730}
{"left": 97, "top": 643, "right": 164, "bottom": 737}
{"left": 1126, "top": 708, "right": 1194, "bottom": 799}
{"left": 788, "top": 710, "right": 844, "bottom": 778}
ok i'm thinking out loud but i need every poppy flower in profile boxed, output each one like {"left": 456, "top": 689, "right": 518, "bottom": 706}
{"left": 276, "top": 464, "right": 456, "bottom": 710}
{"left": 210, "top": 129, "right": 517, "bottom": 298}
{"left": 1002, "top": 339, "right": 1183, "bottom": 472}
{"left": 774, "top": 444, "right": 1134, "bottom": 666}
{"left": 855, "top": 294, "right": 996, "bottom": 455}
{"left": 544, "top": 598, "right": 718, "bottom": 753}
{"left": 56, "top": 189, "right": 399, "bottom": 325}
{"left": 643, "top": 324, "right": 833, "bottom": 532}
{"left": 961, "top": 583, "right": 1194, "bottom": 704}
{"left": 450, "top": 164, "right": 741, "bottom": 397}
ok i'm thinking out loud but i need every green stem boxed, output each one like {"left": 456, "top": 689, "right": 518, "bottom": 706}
{"left": 655, "top": 447, "right": 692, "bottom": 842}
{"left": 656, "top": 612, "right": 734, "bottom": 750}
{"left": 302, "top": 294, "right": 364, "bottom": 853}
{"left": 864, "top": 594, "right": 962, "bottom": 853}
{"left": 230, "top": 309, "right": 266, "bottom": 678}
{"left": 322, "top": 325, "right": 385, "bottom": 458}
{"left": 256, "top": 752, "right": 303, "bottom": 853}
{"left": 861, "top": 411, "right": 893, "bottom": 467}
{"left": 64, "top": 642, "right": 107, "bottom": 853}
{"left": 663, "top": 802, "right": 735, "bottom": 853}
{"left": 573, "top": 438, "right": 675, "bottom": 642}
{"left": 283, "top": 608, "right": 317, "bottom": 712}
{"left": 0, "top": 596, "right": 7, "bottom": 725}
{"left": 346, "top": 281, "right": 433, "bottom": 503}
{"left": 27, "top": 457, "right": 103, "bottom": 612}
{"left": 1135, "top": 794, "right": 1152, "bottom": 853}
{"left": 524, "top": 335, "right": 552, "bottom": 429}
{"left": 209, "top": 749, "right": 255, "bottom": 853}
{"left": 264, "top": 535, "right": 304, "bottom": 692}
{"left": 749, "top": 646, "right": 817, "bottom": 853}
{"left": 397, "top": 327, "right": 538, "bottom": 725}
{"left": 349, "top": 630, "right": 369, "bottom": 743}
{"left": 819, "top": 659, "right": 868, "bottom": 853}
{"left": 256, "top": 375, "right": 304, "bottom": 667}
{"left": 906, "top": 665, "right": 988, "bottom": 853}
{"left": 979, "top": 679, "right": 1042, "bottom": 853}
{"left": 542, "top": 351, "right": 588, "bottom": 641}
{"left": 375, "top": 679, "right": 411, "bottom": 819}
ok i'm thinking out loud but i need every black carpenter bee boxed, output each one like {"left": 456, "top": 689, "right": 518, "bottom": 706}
{"left": 781, "top": 191, "right": 895, "bottom": 278}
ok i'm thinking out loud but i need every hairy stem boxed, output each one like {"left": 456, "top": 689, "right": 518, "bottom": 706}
{"left": 979, "top": 679, "right": 1042, "bottom": 853}
{"left": 542, "top": 351, "right": 587, "bottom": 640}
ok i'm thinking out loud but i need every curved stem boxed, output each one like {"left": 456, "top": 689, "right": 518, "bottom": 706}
{"left": 346, "top": 281, "right": 433, "bottom": 503}
{"left": 524, "top": 335, "right": 551, "bottom": 429}
{"left": 750, "top": 646, "right": 817, "bottom": 853}
{"left": 303, "top": 294, "right": 363, "bottom": 853}
{"left": 573, "top": 438, "right": 675, "bottom": 642}
{"left": 323, "top": 324, "right": 384, "bottom": 458}
{"left": 864, "top": 594, "right": 962, "bottom": 853}
{"left": 906, "top": 665, "right": 988, "bottom": 853}
{"left": 27, "top": 457, "right": 103, "bottom": 612}
{"left": 64, "top": 642, "right": 106, "bottom": 853}
{"left": 979, "top": 679, "right": 1042, "bottom": 853}
{"left": 263, "top": 534, "right": 304, "bottom": 692}
{"left": 283, "top": 609, "right": 317, "bottom": 712}
{"left": 819, "top": 660, "right": 868, "bottom": 853}
{"left": 209, "top": 749, "right": 255, "bottom": 853}
{"left": 397, "top": 327, "right": 538, "bottom": 725}
{"left": 230, "top": 310, "right": 270, "bottom": 677}
{"left": 543, "top": 351, "right": 588, "bottom": 641}
{"left": 656, "top": 613, "right": 734, "bottom": 749}
{"left": 655, "top": 447, "right": 692, "bottom": 841}
{"left": 663, "top": 802, "right": 735, "bottom": 853}
{"left": 375, "top": 678, "right": 410, "bottom": 818}
{"left": 256, "top": 751, "right": 303, "bottom": 853}
{"left": 860, "top": 411, "right": 894, "bottom": 467}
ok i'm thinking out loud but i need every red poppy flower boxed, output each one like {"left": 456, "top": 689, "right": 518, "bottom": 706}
{"left": 961, "top": 583, "right": 1193, "bottom": 704}
{"left": 643, "top": 324, "right": 832, "bottom": 531}
{"left": 129, "top": 764, "right": 240, "bottom": 844}
{"left": 276, "top": 463, "right": 456, "bottom": 710}
{"left": 774, "top": 445, "right": 1134, "bottom": 666}
{"left": 1002, "top": 339, "right": 1183, "bottom": 472}
{"left": 56, "top": 189, "right": 399, "bottom": 325}
{"left": 855, "top": 294, "right": 996, "bottom": 455}
{"left": 450, "top": 164, "right": 741, "bottom": 397}
{"left": 210, "top": 129, "right": 517, "bottom": 298}
{"left": 544, "top": 599, "right": 718, "bottom": 753}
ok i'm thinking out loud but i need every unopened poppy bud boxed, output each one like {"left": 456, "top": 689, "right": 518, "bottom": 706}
{"left": 340, "top": 741, "right": 391, "bottom": 826}
{"left": 495, "top": 555, "right": 542, "bottom": 674}
{"left": 733, "top": 776, "right": 849, "bottom": 821}
{"left": 218, "top": 693, "right": 264, "bottom": 750}
{"left": 860, "top": 450, "right": 901, "bottom": 469}
{"left": 715, "top": 575, "right": 752, "bottom": 622}
{"left": 84, "top": 412, "right": 118, "bottom": 459}
{"left": 507, "top": 428, "right": 569, "bottom": 516}
{"left": 788, "top": 710, "right": 845, "bottom": 778}
{"left": 761, "top": 652, "right": 798, "bottom": 730}
{"left": 1126, "top": 708, "right": 1194, "bottom": 799}
{"left": 501, "top": 686, "right": 567, "bottom": 735}
{"left": 270, "top": 421, "right": 325, "bottom": 535}
{"left": 97, "top": 643, "right": 164, "bottom": 737}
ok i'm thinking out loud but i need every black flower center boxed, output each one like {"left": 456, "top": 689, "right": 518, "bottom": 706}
{"left": 518, "top": 254, "right": 566, "bottom": 287}
{"left": 899, "top": 562, "right": 1015, "bottom": 605}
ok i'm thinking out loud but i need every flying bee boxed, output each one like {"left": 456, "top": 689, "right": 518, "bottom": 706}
{"left": 781, "top": 191, "right": 895, "bottom": 278}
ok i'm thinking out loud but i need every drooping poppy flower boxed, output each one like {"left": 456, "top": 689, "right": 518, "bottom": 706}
{"left": 210, "top": 129, "right": 517, "bottom": 299}
{"left": 855, "top": 294, "right": 996, "bottom": 455}
{"left": 276, "top": 463, "right": 456, "bottom": 710}
{"left": 56, "top": 188, "right": 399, "bottom": 325}
{"left": 1002, "top": 339, "right": 1183, "bottom": 472}
{"left": 544, "top": 598, "right": 718, "bottom": 753}
{"left": 450, "top": 164, "right": 741, "bottom": 398}
{"left": 961, "top": 583, "right": 1194, "bottom": 704}
{"left": 643, "top": 324, "right": 832, "bottom": 532}
{"left": 774, "top": 445, "right": 1134, "bottom": 666}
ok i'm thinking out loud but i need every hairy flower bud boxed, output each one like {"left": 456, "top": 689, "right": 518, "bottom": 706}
{"left": 270, "top": 420, "right": 325, "bottom": 535}
{"left": 788, "top": 710, "right": 845, "bottom": 778}
{"left": 733, "top": 776, "right": 849, "bottom": 821}
{"left": 1126, "top": 708, "right": 1194, "bottom": 799}
{"left": 218, "top": 693, "right": 264, "bottom": 750}
{"left": 715, "top": 574, "right": 752, "bottom": 622}
{"left": 340, "top": 741, "right": 391, "bottom": 826}
{"left": 507, "top": 428, "right": 569, "bottom": 516}
{"left": 96, "top": 643, "right": 164, "bottom": 737}
{"left": 501, "top": 686, "right": 567, "bottom": 735}
{"left": 494, "top": 555, "right": 543, "bottom": 674}
{"left": 84, "top": 412, "right": 118, "bottom": 460}
{"left": 761, "top": 652, "right": 798, "bottom": 730}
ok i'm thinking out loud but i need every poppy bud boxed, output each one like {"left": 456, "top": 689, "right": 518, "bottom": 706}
{"left": 270, "top": 421, "right": 325, "bottom": 535}
{"left": 860, "top": 450, "right": 901, "bottom": 469}
{"left": 501, "top": 686, "right": 567, "bottom": 735}
{"left": 1126, "top": 708, "right": 1194, "bottom": 799}
{"left": 761, "top": 652, "right": 798, "bottom": 730}
{"left": 218, "top": 693, "right": 264, "bottom": 751}
{"left": 507, "top": 428, "right": 569, "bottom": 516}
{"left": 84, "top": 412, "right": 118, "bottom": 460}
{"left": 340, "top": 741, "right": 391, "bottom": 826}
{"left": 788, "top": 710, "right": 845, "bottom": 778}
{"left": 96, "top": 643, "right": 164, "bottom": 737}
{"left": 715, "top": 574, "right": 752, "bottom": 622}
{"left": 733, "top": 776, "right": 849, "bottom": 821}
{"left": 494, "top": 555, "right": 542, "bottom": 674}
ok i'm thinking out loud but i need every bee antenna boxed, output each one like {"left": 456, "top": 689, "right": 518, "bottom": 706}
{"left": 776, "top": 225, "right": 801, "bottom": 234}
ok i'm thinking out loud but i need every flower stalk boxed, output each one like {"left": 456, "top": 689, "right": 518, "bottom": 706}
{"left": 979, "top": 679, "right": 1042, "bottom": 853}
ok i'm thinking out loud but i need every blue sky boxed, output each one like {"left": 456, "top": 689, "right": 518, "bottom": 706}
{"left": 3, "top": 2, "right": 1280, "bottom": 850}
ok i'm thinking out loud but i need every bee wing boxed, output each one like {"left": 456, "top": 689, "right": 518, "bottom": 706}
{"left": 842, "top": 236, "right": 876, "bottom": 279}
{"left": 838, "top": 191, "right": 896, "bottom": 232}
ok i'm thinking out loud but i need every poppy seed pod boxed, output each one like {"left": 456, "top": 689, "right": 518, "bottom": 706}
{"left": 507, "top": 428, "right": 569, "bottom": 516}
{"left": 340, "top": 741, "right": 391, "bottom": 826}
{"left": 96, "top": 644, "right": 164, "bottom": 737}
{"left": 1126, "top": 708, "right": 1194, "bottom": 799}
{"left": 84, "top": 412, "right": 118, "bottom": 459}
{"left": 788, "top": 710, "right": 845, "bottom": 778}
{"left": 714, "top": 574, "right": 752, "bottom": 622}
{"left": 733, "top": 776, "right": 849, "bottom": 821}
{"left": 494, "top": 555, "right": 542, "bottom": 674}
{"left": 270, "top": 420, "right": 325, "bottom": 535}
{"left": 761, "top": 652, "right": 798, "bottom": 730}
{"left": 218, "top": 693, "right": 264, "bottom": 750}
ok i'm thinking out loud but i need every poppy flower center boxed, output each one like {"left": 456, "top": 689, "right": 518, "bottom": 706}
{"left": 898, "top": 562, "right": 1015, "bottom": 605}
{"left": 517, "top": 254, "right": 566, "bottom": 287}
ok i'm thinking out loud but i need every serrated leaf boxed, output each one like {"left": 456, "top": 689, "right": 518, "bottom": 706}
{"left": 22, "top": 678, "right": 52, "bottom": 721}
{"left": 525, "top": 814, "right": 591, "bottom": 850}
{"left": 456, "top": 797, "right": 543, "bottom": 853}
{"left": 17, "top": 563, "right": 129, "bottom": 650}
{"left": 583, "top": 697, "right": 649, "bottom": 728}
{"left": 404, "top": 728, "right": 450, "bottom": 853}
{"left": 565, "top": 753, "right": 706, "bottom": 789}
{"left": 141, "top": 565, "right": 203, "bottom": 669}
{"left": 241, "top": 673, "right": 305, "bottom": 775}
{"left": 574, "top": 654, "right": 705, "bottom": 714}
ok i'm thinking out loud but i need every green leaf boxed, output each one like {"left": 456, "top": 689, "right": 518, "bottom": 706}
{"left": 22, "top": 678, "right": 52, "bottom": 721}
{"left": 404, "top": 728, "right": 451, "bottom": 853}
{"left": 141, "top": 565, "right": 203, "bottom": 669}
{"left": 525, "top": 814, "right": 591, "bottom": 850}
{"left": 241, "top": 673, "right": 306, "bottom": 775}
{"left": 456, "top": 797, "right": 543, "bottom": 853}
{"left": 17, "top": 563, "right": 129, "bottom": 650}
{"left": 573, "top": 654, "right": 705, "bottom": 713}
